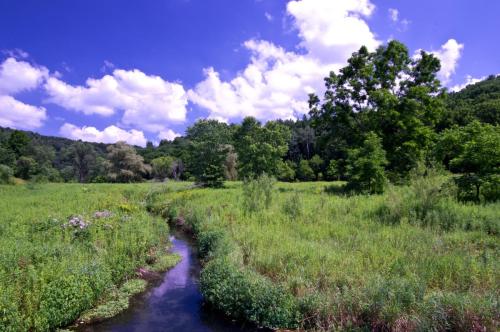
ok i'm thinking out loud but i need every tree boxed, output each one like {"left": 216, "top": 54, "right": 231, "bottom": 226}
{"left": 105, "top": 141, "right": 150, "bottom": 182}
{"left": 234, "top": 117, "right": 291, "bottom": 178}
{"left": 309, "top": 40, "right": 445, "bottom": 178}
{"left": 151, "top": 156, "right": 175, "bottom": 180}
{"left": 326, "top": 159, "right": 340, "bottom": 181}
{"left": 187, "top": 120, "right": 232, "bottom": 187}
{"left": 15, "top": 156, "right": 37, "bottom": 180}
{"left": 297, "top": 160, "right": 315, "bottom": 181}
{"left": 309, "top": 154, "right": 324, "bottom": 180}
{"left": 69, "top": 141, "right": 96, "bottom": 183}
{"left": 346, "top": 132, "right": 388, "bottom": 194}
{"left": 444, "top": 121, "right": 500, "bottom": 202}
{"left": 8, "top": 130, "right": 30, "bottom": 157}
{"left": 276, "top": 160, "right": 296, "bottom": 182}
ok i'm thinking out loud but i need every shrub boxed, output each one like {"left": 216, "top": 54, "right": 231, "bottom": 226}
{"left": 346, "top": 132, "right": 388, "bottom": 194}
{"left": 35, "top": 275, "right": 94, "bottom": 330}
{"left": 200, "top": 258, "right": 300, "bottom": 329}
{"left": 0, "top": 164, "right": 13, "bottom": 184}
{"left": 297, "top": 159, "right": 315, "bottom": 181}
{"left": 242, "top": 173, "right": 275, "bottom": 214}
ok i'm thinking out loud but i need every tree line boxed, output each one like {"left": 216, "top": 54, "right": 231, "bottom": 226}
{"left": 0, "top": 40, "right": 498, "bottom": 201}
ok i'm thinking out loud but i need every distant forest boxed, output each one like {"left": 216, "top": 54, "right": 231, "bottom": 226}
{"left": 1, "top": 42, "right": 499, "bottom": 200}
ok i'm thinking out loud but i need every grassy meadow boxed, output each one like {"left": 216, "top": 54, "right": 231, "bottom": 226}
{"left": 0, "top": 178, "right": 498, "bottom": 331}
{"left": 0, "top": 182, "right": 186, "bottom": 331}
{"left": 148, "top": 177, "right": 499, "bottom": 331}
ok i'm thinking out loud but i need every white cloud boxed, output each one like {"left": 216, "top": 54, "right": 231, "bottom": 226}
{"left": 388, "top": 8, "right": 399, "bottom": 22}
{"left": 0, "top": 57, "right": 48, "bottom": 95}
{"left": 265, "top": 12, "right": 273, "bottom": 22}
{"left": 59, "top": 123, "right": 148, "bottom": 147}
{"left": 450, "top": 74, "right": 498, "bottom": 92}
{"left": 158, "top": 129, "right": 181, "bottom": 141}
{"left": 45, "top": 69, "right": 189, "bottom": 134}
{"left": 0, "top": 57, "right": 49, "bottom": 130}
{"left": 431, "top": 39, "right": 464, "bottom": 85}
{"left": 189, "top": 0, "right": 380, "bottom": 122}
{"left": 0, "top": 95, "right": 47, "bottom": 130}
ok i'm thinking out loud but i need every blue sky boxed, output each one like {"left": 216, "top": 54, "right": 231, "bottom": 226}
{"left": 0, "top": 0, "right": 498, "bottom": 146}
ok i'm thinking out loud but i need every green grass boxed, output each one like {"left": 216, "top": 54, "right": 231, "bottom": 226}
{"left": 151, "top": 179, "right": 499, "bottom": 330}
{"left": 0, "top": 182, "right": 189, "bottom": 331}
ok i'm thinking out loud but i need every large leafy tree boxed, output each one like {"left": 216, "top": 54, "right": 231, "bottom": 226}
{"left": 186, "top": 119, "right": 232, "bottom": 187}
{"left": 309, "top": 40, "right": 445, "bottom": 177}
{"left": 234, "top": 117, "right": 291, "bottom": 178}
{"left": 105, "top": 141, "right": 150, "bottom": 182}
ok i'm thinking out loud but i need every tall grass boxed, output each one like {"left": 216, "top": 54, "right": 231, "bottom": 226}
{"left": 153, "top": 177, "right": 499, "bottom": 330}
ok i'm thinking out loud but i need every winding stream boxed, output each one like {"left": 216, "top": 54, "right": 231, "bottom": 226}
{"left": 79, "top": 233, "right": 259, "bottom": 332}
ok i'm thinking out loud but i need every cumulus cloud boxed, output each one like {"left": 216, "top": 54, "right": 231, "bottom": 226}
{"left": 0, "top": 57, "right": 49, "bottom": 129}
{"left": 0, "top": 57, "right": 48, "bottom": 95}
{"left": 189, "top": 0, "right": 380, "bottom": 122}
{"left": 158, "top": 129, "right": 181, "bottom": 141}
{"left": 45, "top": 69, "right": 189, "bottom": 134}
{"left": 0, "top": 95, "right": 47, "bottom": 130}
{"left": 59, "top": 123, "right": 148, "bottom": 147}
{"left": 431, "top": 39, "right": 464, "bottom": 85}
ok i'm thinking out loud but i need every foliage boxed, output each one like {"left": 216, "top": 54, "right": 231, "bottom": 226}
{"left": 68, "top": 141, "right": 97, "bottom": 183}
{"left": 326, "top": 159, "right": 340, "bottom": 180}
{"left": 310, "top": 40, "right": 445, "bottom": 177}
{"left": 151, "top": 156, "right": 175, "bottom": 180}
{"left": 105, "top": 141, "right": 150, "bottom": 182}
{"left": 15, "top": 156, "right": 37, "bottom": 179}
{"left": 0, "top": 164, "right": 13, "bottom": 184}
{"left": 346, "top": 132, "right": 388, "bottom": 194}
{"left": 186, "top": 120, "right": 232, "bottom": 187}
{"left": 297, "top": 159, "right": 315, "bottom": 181}
{"left": 234, "top": 117, "right": 291, "bottom": 178}
{"left": 309, "top": 154, "right": 324, "bottom": 180}
{"left": 436, "top": 121, "right": 500, "bottom": 202}
{"left": 276, "top": 160, "right": 296, "bottom": 182}
{"left": 443, "top": 74, "right": 500, "bottom": 127}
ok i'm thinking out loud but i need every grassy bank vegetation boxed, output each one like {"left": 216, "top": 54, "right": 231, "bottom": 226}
{"left": 0, "top": 183, "right": 184, "bottom": 331}
{"left": 149, "top": 174, "right": 499, "bottom": 331}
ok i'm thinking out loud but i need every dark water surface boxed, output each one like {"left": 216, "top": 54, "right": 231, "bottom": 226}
{"left": 80, "top": 234, "right": 259, "bottom": 332}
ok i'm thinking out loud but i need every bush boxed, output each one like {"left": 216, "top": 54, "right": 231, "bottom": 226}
{"left": 0, "top": 164, "right": 13, "bottom": 184}
{"left": 346, "top": 132, "right": 388, "bottom": 194}
{"left": 35, "top": 275, "right": 94, "bottom": 330}
{"left": 297, "top": 160, "right": 315, "bottom": 181}
{"left": 200, "top": 258, "right": 300, "bottom": 329}
{"left": 242, "top": 173, "right": 275, "bottom": 214}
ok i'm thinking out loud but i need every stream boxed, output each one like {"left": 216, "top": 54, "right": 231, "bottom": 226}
{"left": 79, "top": 233, "right": 259, "bottom": 332}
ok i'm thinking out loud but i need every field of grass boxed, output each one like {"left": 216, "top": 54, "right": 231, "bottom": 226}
{"left": 149, "top": 177, "right": 499, "bottom": 331}
{"left": 0, "top": 182, "right": 188, "bottom": 331}
{"left": 1, "top": 178, "right": 498, "bottom": 331}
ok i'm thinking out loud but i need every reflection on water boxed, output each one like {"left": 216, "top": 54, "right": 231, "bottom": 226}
{"left": 79, "top": 234, "right": 259, "bottom": 332}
